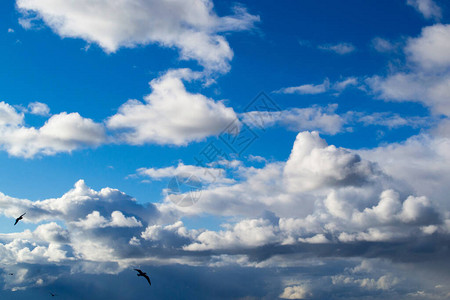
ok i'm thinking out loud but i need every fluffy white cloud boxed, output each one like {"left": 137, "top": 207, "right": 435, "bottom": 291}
{"left": 360, "top": 130, "right": 450, "bottom": 212}
{"left": 0, "top": 131, "right": 448, "bottom": 294}
{"left": 107, "top": 69, "right": 238, "bottom": 145}
{"left": 406, "top": 24, "right": 450, "bottom": 70}
{"left": 27, "top": 102, "right": 50, "bottom": 116}
{"left": 279, "top": 285, "right": 311, "bottom": 299}
{"left": 184, "top": 218, "right": 280, "bottom": 251}
{"left": 0, "top": 102, "right": 106, "bottom": 158}
{"left": 284, "top": 131, "right": 377, "bottom": 193}
{"left": 16, "top": 0, "right": 259, "bottom": 73}
{"left": 0, "top": 101, "right": 23, "bottom": 126}
{"left": 407, "top": 0, "right": 442, "bottom": 20}
{"left": 368, "top": 24, "right": 450, "bottom": 116}
{"left": 72, "top": 211, "right": 143, "bottom": 229}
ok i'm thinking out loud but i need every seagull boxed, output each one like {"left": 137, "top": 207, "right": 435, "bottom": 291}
{"left": 14, "top": 213, "right": 26, "bottom": 225}
{"left": 134, "top": 269, "right": 151, "bottom": 286}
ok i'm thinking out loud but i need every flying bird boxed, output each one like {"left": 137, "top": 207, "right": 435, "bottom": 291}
{"left": 14, "top": 213, "right": 26, "bottom": 225}
{"left": 134, "top": 269, "right": 151, "bottom": 286}
{"left": 8, "top": 273, "right": 13, "bottom": 276}
{"left": 49, "top": 292, "right": 56, "bottom": 297}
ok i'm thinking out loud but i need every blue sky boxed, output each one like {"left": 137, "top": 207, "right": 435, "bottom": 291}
{"left": 1, "top": 0, "right": 450, "bottom": 299}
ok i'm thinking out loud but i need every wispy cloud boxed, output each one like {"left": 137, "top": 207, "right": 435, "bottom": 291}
{"left": 317, "top": 42, "right": 356, "bottom": 55}
{"left": 274, "top": 77, "right": 359, "bottom": 95}
{"left": 407, "top": 0, "right": 442, "bottom": 20}
{"left": 275, "top": 79, "right": 330, "bottom": 95}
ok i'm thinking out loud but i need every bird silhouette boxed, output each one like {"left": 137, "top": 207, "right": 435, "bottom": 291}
{"left": 49, "top": 291, "right": 56, "bottom": 297}
{"left": 134, "top": 269, "right": 151, "bottom": 286}
{"left": 8, "top": 273, "right": 13, "bottom": 276}
{"left": 14, "top": 213, "right": 26, "bottom": 225}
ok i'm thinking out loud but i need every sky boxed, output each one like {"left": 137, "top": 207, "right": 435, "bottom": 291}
{"left": 0, "top": 0, "right": 450, "bottom": 299}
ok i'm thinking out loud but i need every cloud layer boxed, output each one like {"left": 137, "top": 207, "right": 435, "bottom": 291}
{"left": 0, "top": 131, "right": 449, "bottom": 297}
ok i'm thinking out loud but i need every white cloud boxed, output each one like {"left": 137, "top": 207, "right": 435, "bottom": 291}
{"left": 333, "top": 77, "right": 359, "bottom": 91}
{"left": 368, "top": 24, "right": 450, "bottom": 116}
{"left": 0, "top": 130, "right": 448, "bottom": 293}
{"left": 0, "top": 102, "right": 106, "bottom": 158}
{"left": 275, "top": 77, "right": 358, "bottom": 95}
{"left": 332, "top": 274, "right": 398, "bottom": 291}
{"left": 241, "top": 104, "right": 345, "bottom": 135}
{"left": 284, "top": 131, "right": 377, "bottom": 193}
{"left": 71, "top": 211, "right": 142, "bottom": 229}
{"left": 184, "top": 218, "right": 280, "bottom": 251}
{"left": 406, "top": 24, "right": 450, "bottom": 70}
{"left": 368, "top": 73, "right": 450, "bottom": 116}
{"left": 27, "top": 102, "right": 50, "bottom": 116}
{"left": 371, "top": 37, "right": 399, "bottom": 53}
{"left": 16, "top": 0, "right": 259, "bottom": 73}
{"left": 137, "top": 162, "right": 233, "bottom": 185}
{"left": 407, "top": 0, "right": 442, "bottom": 20}
{"left": 351, "top": 111, "right": 428, "bottom": 129}
{"left": 275, "top": 79, "right": 330, "bottom": 95}
{"left": 107, "top": 69, "right": 238, "bottom": 146}
{"left": 318, "top": 42, "right": 356, "bottom": 55}
{"left": 280, "top": 285, "right": 311, "bottom": 299}
{"left": 359, "top": 130, "right": 450, "bottom": 213}
{"left": 0, "top": 101, "right": 23, "bottom": 126}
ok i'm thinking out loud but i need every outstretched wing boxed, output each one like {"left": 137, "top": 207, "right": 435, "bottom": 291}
{"left": 134, "top": 268, "right": 143, "bottom": 275}
{"left": 143, "top": 274, "right": 151, "bottom": 286}
{"left": 14, "top": 213, "right": 26, "bottom": 225}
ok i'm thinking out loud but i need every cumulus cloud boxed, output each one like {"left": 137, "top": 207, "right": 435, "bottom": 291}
{"left": 0, "top": 132, "right": 448, "bottom": 296}
{"left": 359, "top": 130, "right": 450, "bottom": 213}
{"left": 16, "top": 0, "right": 259, "bottom": 73}
{"left": 158, "top": 132, "right": 443, "bottom": 246}
{"left": 107, "top": 69, "right": 238, "bottom": 145}
{"left": 406, "top": 24, "right": 450, "bottom": 70}
{"left": 407, "top": 0, "right": 442, "bottom": 20}
{"left": 279, "top": 285, "right": 311, "bottom": 299}
{"left": 184, "top": 218, "right": 280, "bottom": 251}
{"left": 0, "top": 101, "right": 106, "bottom": 158}
{"left": 284, "top": 131, "right": 378, "bottom": 192}
{"left": 27, "top": 102, "right": 50, "bottom": 116}
{"left": 368, "top": 24, "right": 450, "bottom": 116}
{"left": 72, "top": 211, "right": 143, "bottom": 229}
